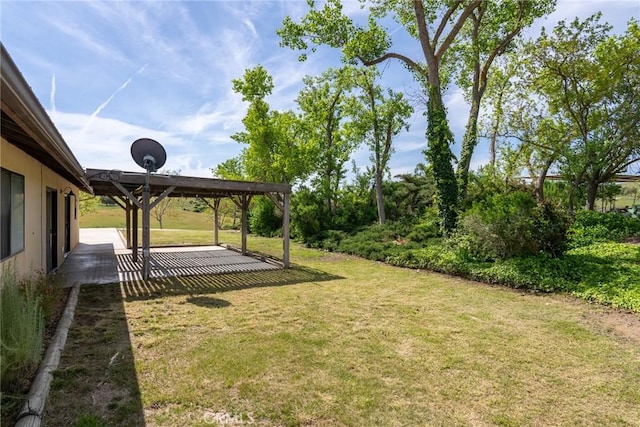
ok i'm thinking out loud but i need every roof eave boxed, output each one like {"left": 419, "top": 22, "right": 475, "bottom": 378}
{"left": 0, "top": 43, "right": 92, "bottom": 193}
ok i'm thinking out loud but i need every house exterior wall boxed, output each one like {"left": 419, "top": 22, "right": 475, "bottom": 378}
{"left": 0, "top": 137, "right": 80, "bottom": 279}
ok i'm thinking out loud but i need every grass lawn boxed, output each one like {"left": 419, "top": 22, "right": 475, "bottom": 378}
{"left": 80, "top": 204, "right": 219, "bottom": 230}
{"left": 613, "top": 182, "right": 638, "bottom": 209}
{"left": 44, "top": 232, "right": 640, "bottom": 426}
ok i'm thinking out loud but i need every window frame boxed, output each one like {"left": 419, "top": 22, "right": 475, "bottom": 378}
{"left": 1, "top": 167, "right": 25, "bottom": 260}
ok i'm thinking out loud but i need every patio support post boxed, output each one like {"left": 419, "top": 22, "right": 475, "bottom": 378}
{"left": 132, "top": 204, "right": 139, "bottom": 262}
{"left": 125, "top": 199, "right": 132, "bottom": 249}
{"left": 241, "top": 195, "right": 248, "bottom": 255}
{"left": 142, "top": 171, "right": 151, "bottom": 280}
{"left": 214, "top": 198, "right": 220, "bottom": 246}
{"left": 283, "top": 192, "right": 290, "bottom": 268}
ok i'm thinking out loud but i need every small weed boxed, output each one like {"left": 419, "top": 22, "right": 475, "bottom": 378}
{"left": 75, "top": 413, "right": 106, "bottom": 427}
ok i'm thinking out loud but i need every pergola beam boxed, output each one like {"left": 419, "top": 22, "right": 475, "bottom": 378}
{"left": 86, "top": 168, "right": 292, "bottom": 273}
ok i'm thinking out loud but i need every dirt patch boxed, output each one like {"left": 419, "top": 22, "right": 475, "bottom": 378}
{"left": 583, "top": 307, "right": 640, "bottom": 344}
{"left": 624, "top": 236, "right": 640, "bottom": 245}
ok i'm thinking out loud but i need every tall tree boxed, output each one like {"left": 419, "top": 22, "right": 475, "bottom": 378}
{"left": 231, "top": 65, "right": 313, "bottom": 185}
{"left": 280, "top": 0, "right": 557, "bottom": 229}
{"left": 296, "top": 67, "right": 357, "bottom": 215}
{"left": 211, "top": 157, "right": 246, "bottom": 181}
{"left": 453, "top": 0, "right": 556, "bottom": 199}
{"left": 525, "top": 16, "right": 640, "bottom": 210}
{"left": 279, "top": 0, "right": 485, "bottom": 232}
{"left": 347, "top": 68, "right": 413, "bottom": 224}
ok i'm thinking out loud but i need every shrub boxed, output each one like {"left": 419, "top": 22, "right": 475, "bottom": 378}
{"left": 456, "top": 191, "right": 537, "bottom": 260}
{"left": 1, "top": 267, "right": 45, "bottom": 390}
{"left": 532, "top": 201, "right": 570, "bottom": 258}
{"left": 249, "top": 197, "right": 281, "bottom": 237}
{"left": 456, "top": 191, "right": 568, "bottom": 260}
{"left": 407, "top": 208, "right": 441, "bottom": 243}
{"left": 568, "top": 210, "right": 640, "bottom": 248}
{"left": 291, "top": 188, "right": 330, "bottom": 243}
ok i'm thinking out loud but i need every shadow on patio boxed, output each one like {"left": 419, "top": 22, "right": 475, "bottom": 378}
{"left": 120, "top": 265, "right": 344, "bottom": 301}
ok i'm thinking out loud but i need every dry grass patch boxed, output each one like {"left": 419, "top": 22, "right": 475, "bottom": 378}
{"left": 46, "top": 236, "right": 640, "bottom": 426}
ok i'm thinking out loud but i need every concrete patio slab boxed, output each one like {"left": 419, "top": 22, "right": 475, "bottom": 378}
{"left": 56, "top": 228, "right": 280, "bottom": 287}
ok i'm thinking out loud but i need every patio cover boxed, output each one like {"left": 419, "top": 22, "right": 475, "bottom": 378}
{"left": 85, "top": 168, "right": 291, "bottom": 279}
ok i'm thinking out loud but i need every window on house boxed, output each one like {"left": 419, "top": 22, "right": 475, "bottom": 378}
{"left": 1, "top": 167, "right": 25, "bottom": 260}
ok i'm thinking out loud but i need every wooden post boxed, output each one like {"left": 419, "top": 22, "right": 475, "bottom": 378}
{"left": 214, "top": 198, "right": 220, "bottom": 246}
{"left": 241, "top": 195, "right": 248, "bottom": 255}
{"left": 283, "top": 192, "right": 290, "bottom": 268}
{"left": 132, "top": 204, "right": 139, "bottom": 262}
{"left": 125, "top": 199, "right": 132, "bottom": 249}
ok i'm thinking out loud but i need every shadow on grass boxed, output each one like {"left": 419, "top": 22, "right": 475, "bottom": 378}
{"left": 44, "top": 284, "right": 145, "bottom": 426}
{"left": 186, "top": 295, "right": 232, "bottom": 308}
{"left": 121, "top": 265, "right": 343, "bottom": 301}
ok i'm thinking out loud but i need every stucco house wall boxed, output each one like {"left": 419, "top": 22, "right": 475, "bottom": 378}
{"left": 1, "top": 43, "right": 91, "bottom": 283}
{"left": 1, "top": 138, "right": 81, "bottom": 277}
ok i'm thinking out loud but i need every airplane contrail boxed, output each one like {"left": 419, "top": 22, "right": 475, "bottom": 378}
{"left": 81, "top": 63, "right": 148, "bottom": 133}
{"left": 50, "top": 74, "right": 56, "bottom": 112}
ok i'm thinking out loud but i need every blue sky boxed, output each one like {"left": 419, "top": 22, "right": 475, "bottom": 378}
{"left": 2, "top": 1, "right": 638, "bottom": 179}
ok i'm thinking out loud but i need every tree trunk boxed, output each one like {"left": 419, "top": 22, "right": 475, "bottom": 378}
{"left": 375, "top": 168, "right": 386, "bottom": 224}
{"left": 425, "top": 85, "right": 458, "bottom": 233}
{"left": 585, "top": 181, "right": 598, "bottom": 211}
{"left": 534, "top": 159, "right": 553, "bottom": 202}
{"left": 457, "top": 104, "right": 480, "bottom": 200}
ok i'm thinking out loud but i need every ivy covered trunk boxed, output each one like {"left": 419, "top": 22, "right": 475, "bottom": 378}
{"left": 425, "top": 85, "right": 458, "bottom": 233}
{"left": 457, "top": 104, "right": 479, "bottom": 201}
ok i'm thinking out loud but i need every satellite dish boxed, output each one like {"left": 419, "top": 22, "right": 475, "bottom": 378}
{"left": 131, "top": 138, "right": 166, "bottom": 172}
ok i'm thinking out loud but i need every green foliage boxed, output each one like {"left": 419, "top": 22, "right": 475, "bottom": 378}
{"left": 385, "top": 163, "right": 436, "bottom": 220}
{"left": 346, "top": 67, "right": 414, "bottom": 224}
{"left": 530, "top": 16, "right": 639, "bottom": 210}
{"left": 387, "top": 241, "right": 640, "bottom": 312}
{"left": 1, "top": 266, "right": 45, "bottom": 390}
{"left": 406, "top": 208, "right": 441, "bottom": 243}
{"left": 231, "top": 66, "right": 313, "bottom": 185}
{"left": 568, "top": 210, "right": 640, "bottom": 248}
{"left": 453, "top": 0, "right": 557, "bottom": 198}
{"left": 463, "top": 165, "right": 530, "bottom": 208}
{"left": 456, "top": 191, "right": 568, "bottom": 260}
{"left": 425, "top": 87, "right": 459, "bottom": 234}
{"left": 188, "top": 198, "right": 209, "bottom": 213}
{"left": 297, "top": 67, "right": 359, "bottom": 213}
{"left": 290, "top": 187, "right": 330, "bottom": 243}
{"left": 331, "top": 178, "right": 377, "bottom": 231}
{"left": 79, "top": 195, "right": 99, "bottom": 215}
{"left": 75, "top": 413, "right": 107, "bottom": 427}
{"left": 212, "top": 157, "right": 246, "bottom": 180}
{"left": 249, "top": 197, "right": 282, "bottom": 237}
{"left": 566, "top": 243, "right": 640, "bottom": 310}
{"left": 337, "top": 223, "right": 412, "bottom": 261}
